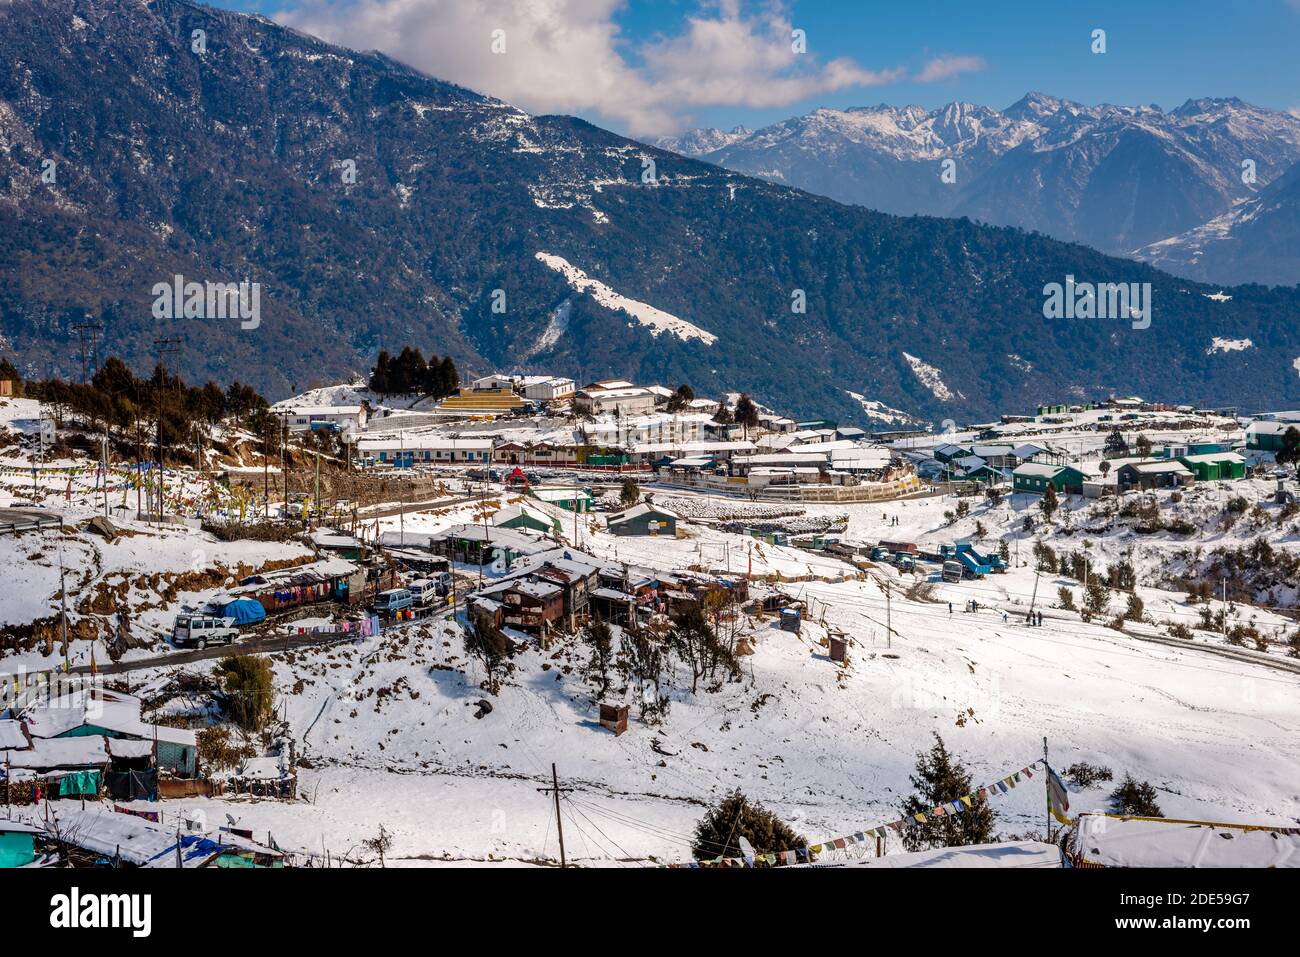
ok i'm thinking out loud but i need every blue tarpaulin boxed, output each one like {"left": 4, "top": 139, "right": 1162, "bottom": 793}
{"left": 221, "top": 598, "right": 266, "bottom": 625}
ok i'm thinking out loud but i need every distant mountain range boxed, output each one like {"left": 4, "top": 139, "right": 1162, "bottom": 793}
{"left": 659, "top": 94, "right": 1300, "bottom": 286}
{"left": 2, "top": 0, "right": 1300, "bottom": 427}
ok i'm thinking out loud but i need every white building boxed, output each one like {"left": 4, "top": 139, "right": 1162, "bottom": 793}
{"left": 281, "top": 405, "right": 368, "bottom": 434}
{"left": 573, "top": 380, "right": 657, "bottom": 417}
{"left": 357, "top": 435, "right": 494, "bottom": 465}
{"left": 521, "top": 377, "right": 576, "bottom": 402}
{"left": 583, "top": 412, "right": 712, "bottom": 448}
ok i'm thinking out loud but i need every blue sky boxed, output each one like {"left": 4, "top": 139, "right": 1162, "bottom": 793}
{"left": 222, "top": 0, "right": 1300, "bottom": 135}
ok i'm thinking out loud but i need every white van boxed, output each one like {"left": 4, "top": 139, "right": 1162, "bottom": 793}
{"left": 173, "top": 614, "right": 240, "bottom": 649}
{"left": 408, "top": 579, "right": 442, "bottom": 605}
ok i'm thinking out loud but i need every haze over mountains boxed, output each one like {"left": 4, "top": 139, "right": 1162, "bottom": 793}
{"left": 659, "top": 94, "right": 1300, "bottom": 287}
{"left": 2, "top": 0, "right": 1300, "bottom": 425}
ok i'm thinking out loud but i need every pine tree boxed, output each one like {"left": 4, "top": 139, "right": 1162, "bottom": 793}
{"left": 1104, "top": 427, "right": 1129, "bottom": 456}
{"left": 1040, "top": 482, "right": 1059, "bottom": 521}
{"left": 734, "top": 393, "right": 759, "bottom": 439}
{"left": 692, "top": 789, "right": 805, "bottom": 862}
{"left": 666, "top": 382, "right": 694, "bottom": 412}
{"left": 437, "top": 355, "right": 460, "bottom": 396}
{"left": 899, "top": 733, "right": 995, "bottom": 851}
{"left": 583, "top": 622, "right": 614, "bottom": 696}
{"left": 370, "top": 350, "right": 393, "bottom": 394}
{"left": 619, "top": 477, "right": 639, "bottom": 508}
{"left": 712, "top": 399, "right": 734, "bottom": 425}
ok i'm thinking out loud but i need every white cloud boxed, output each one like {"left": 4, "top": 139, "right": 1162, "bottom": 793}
{"left": 914, "top": 54, "right": 986, "bottom": 83}
{"left": 273, "top": 0, "right": 901, "bottom": 136}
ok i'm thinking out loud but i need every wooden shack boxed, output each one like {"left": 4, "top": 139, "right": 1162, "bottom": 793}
{"left": 598, "top": 703, "right": 629, "bottom": 736}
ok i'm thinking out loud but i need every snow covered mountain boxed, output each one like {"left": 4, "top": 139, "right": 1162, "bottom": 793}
{"left": 5, "top": 1, "right": 1300, "bottom": 425}
{"left": 661, "top": 94, "right": 1300, "bottom": 280}
{"left": 1134, "top": 160, "right": 1300, "bottom": 286}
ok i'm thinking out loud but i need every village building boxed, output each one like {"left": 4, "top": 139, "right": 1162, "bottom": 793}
{"left": 1246, "top": 420, "right": 1292, "bottom": 452}
{"left": 492, "top": 439, "right": 580, "bottom": 467}
{"left": 20, "top": 690, "right": 198, "bottom": 778}
{"left": 605, "top": 501, "right": 679, "bottom": 536}
{"left": 427, "top": 524, "right": 552, "bottom": 568}
{"left": 482, "top": 578, "right": 565, "bottom": 634}
{"left": 520, "top": 376, "right": 576, "bottom": 403}
{"left": 1116, "top": 459, "right": 1195, "bottom": 491}
{"left": 530, "top": 485, "right": 595, "bottom": 512}
{"left": 1011, "top": 462, "right": 1089, "bottom": 495}
{"left": 359, "top": 435, "right": 494, "bottom": 466}
{"left": 573, "top": 381, "right": 657, "bottom": 417}
{"left": 493, "top": 502, "right": 563, "bottom": 536}
{"left": 278, "top": 404, "right": 368, "bottom": 433}
{"left": 1177, "top": 451, "right": 1247, "bottom": 482}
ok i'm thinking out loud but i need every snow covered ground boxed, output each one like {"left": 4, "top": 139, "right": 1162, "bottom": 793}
{"left": 3, "top": 398, "right": 1297, "bottom": 866}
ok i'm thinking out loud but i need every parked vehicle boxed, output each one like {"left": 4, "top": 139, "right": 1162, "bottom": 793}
{"left": 895, "top": 555, "right": 915, "bottom": 572}
{"left": 431, "top": 571, "right": 454, "bottom": 596}
{"left": 869, "top": 546, "right": 891, "bottom": 562}
{"left": 172, "top": 614, "right": 239, "bottom": 649}
{"left": 941, "top": 561, "right": 963, "bottom": 583}
{"left": 373, "top": 588, "right": 414, "bottom": 614}
{"left": 408, "top": 579, "right": 442, "bottom": 605}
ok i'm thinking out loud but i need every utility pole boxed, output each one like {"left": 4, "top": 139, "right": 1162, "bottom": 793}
{"left": 884, "top": 580, "right": 891, "bottom": 650}
{"left": 72, "top": 320, "right": 102, "bottom": 384}
{"left": 537, "top": 763, "right": 573, "bottom": 868}
{"left": 1043, "top": 736, "right": 1051, "bottom": 843}
{"left": 1028, "top": 570, "right": 1040, "bottom": 620}
{"left": 152, "top": 336, "right": 182, "bottom": 524}
{"left": 1222, "top": 577, "right": 1228, "bottom": 639}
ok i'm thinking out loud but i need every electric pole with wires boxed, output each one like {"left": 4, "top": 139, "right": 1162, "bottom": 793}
{"left": 537, "top": 763, "right": 574, "bottom": 867}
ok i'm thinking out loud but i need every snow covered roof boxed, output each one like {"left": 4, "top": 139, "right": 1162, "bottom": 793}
{"left": 1180, "top": 452, "right": 1245, "bottom": 465}
{"left": 606, "top": 502, "right": 680, "bottom": 524}
{"left": 1247, "top": 420, "right": 1290, "bottom": 435}
{"left": 0, "top": 719, "right": 29, "bottom": 750}
{"left": 39, "top": 808, "right": 231, "bottom": 868}
{"left": 511, "top": 580, "right": 562, "bottom": 600}
{"left": 429, "top": 524, "right": 552, "bottom": 553}
{"left": 357, "top": 436, "right": 494, "bottom": 452}
{"left": 1073, "top": 814, "right": 1300, "bottom": 868}
{"left": 813, "top": 840, "right": 1061, "bottom": 869}
{"left": 4, "top": 735, "right": 109, "bottom": 770}
{"left": 1125, "top": 460, "right": 1193, "bottom": 474}
{"left": 279, "top": 404, "right": 364, "bottom": 416}
{"left": 1011, "top": 443, "right": 1049, "bottom": 459}
{"left": 1013, "top": 462, "right": 1066, "bottom": 478}
{"left": 22, "top": 694, "right": 196, "bottom": 748}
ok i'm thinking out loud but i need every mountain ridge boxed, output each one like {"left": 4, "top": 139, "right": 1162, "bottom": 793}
{"left": 658, "top": 94, "right": 1300, "bottom": 283}
{"left": 2, "top": 0, "right": 1299, "bottom": 426}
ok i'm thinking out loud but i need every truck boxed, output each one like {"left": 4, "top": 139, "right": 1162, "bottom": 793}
{"left": 879, "top": 541, "right": 919, "bottom": 555}
{"left": 172, "top": 614, "right": 240, "bottom": 649}
{"left": 941, "top": 561, "right": 963, "bottom": 583}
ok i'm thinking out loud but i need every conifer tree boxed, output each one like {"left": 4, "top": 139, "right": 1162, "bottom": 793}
{"left": 692, "top": 789, "right": 805, "bottom": 862}
{"left": 899, "top": 733, "right": 994, "bottom": 851}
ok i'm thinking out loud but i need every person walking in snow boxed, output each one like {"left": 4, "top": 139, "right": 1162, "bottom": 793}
{"left": 948, "top": 602, "right": 953, "bottom": 615}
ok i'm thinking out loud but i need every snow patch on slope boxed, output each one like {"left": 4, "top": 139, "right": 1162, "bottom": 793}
{"left": 901, "top": 352, "right": 960, "bottom": 402}
{"left": 534, "top": 252, "right": 716, "bottom": 345}
{"left": 845, "top": 391, "right": 918, "bottom": 425}
{"left": 521, "top": 299, "right": 572, "bottom": 359}
{"left": 1207, "top": 337, "right": 1253, "bottom": 355}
